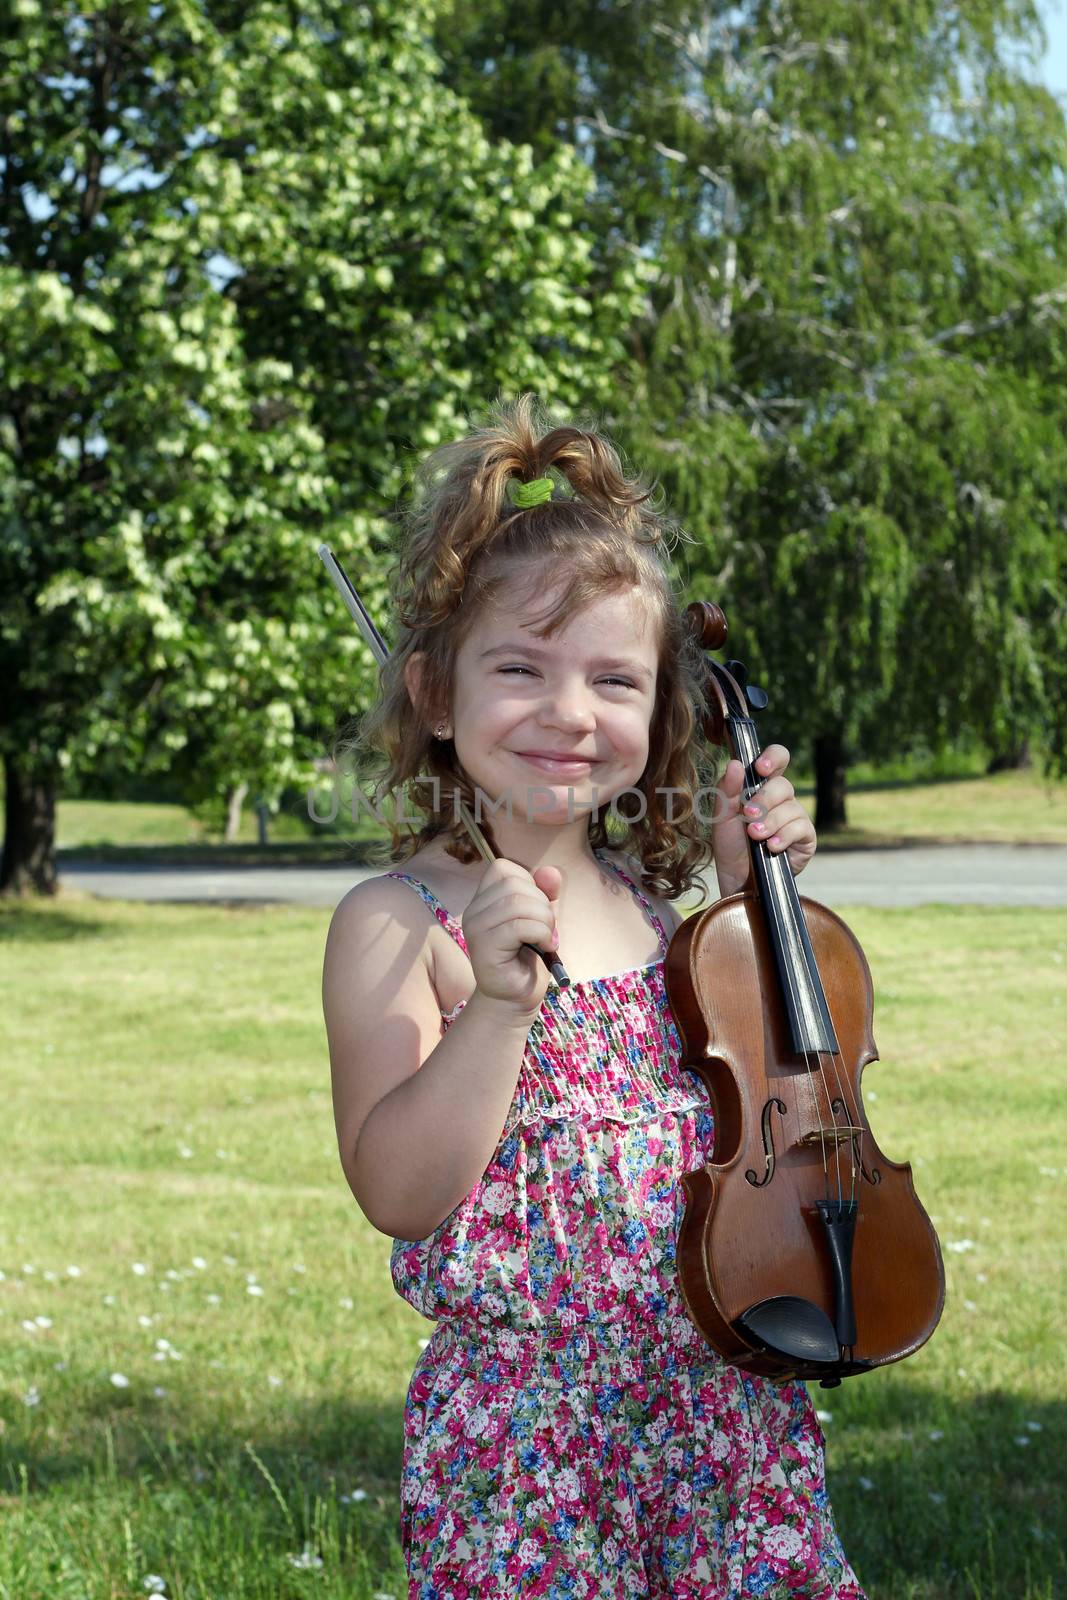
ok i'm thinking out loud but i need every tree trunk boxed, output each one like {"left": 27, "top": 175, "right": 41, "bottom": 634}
{"left": 225, "top": 781, "right": 248, "bottom": 842}
{"left": 255, "top": 800, "right": 270, "bottom": 845}
{"left": 813, "top": 731, "right": 848, "bottom": 831}
{"left": 986, "top": 738, "right": 1032, "bottom": 773}
{"left": 1, "top": 753, "right": 59, "bottom": 896}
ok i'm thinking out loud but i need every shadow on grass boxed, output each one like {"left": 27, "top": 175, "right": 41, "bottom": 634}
{"left": 5, "top": 1374, "right": 1065, "bottom": 1599}
{"left": 57, "top": 839, "right": 376, "bottom": 868}
{"left": 0, "top": 904, "right": 113, "bottom": 942}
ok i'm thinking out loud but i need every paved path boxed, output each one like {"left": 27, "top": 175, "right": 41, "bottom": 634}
{"left": 58, "top": 844, "right": 1067, "bottom": 909}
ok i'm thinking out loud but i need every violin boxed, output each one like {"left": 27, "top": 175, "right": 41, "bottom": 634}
{"left": 666, "top": 602, "right": 945, "bottom": 1387}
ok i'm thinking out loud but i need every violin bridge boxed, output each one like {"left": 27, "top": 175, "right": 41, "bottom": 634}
{"left": 798, "top": 1125, "right": 865, "bottom": 1147}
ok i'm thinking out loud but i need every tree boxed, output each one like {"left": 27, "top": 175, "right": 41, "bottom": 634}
{"left": 434, "top": 0, "right": 1067, "bottom": 823}
{"left": 0, "top": 0, "right": 645, "bottom": 894}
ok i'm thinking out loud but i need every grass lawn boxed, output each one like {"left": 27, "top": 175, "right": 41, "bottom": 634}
{"left": 0, "top": 894, "right": 1064, "bottom": 1599}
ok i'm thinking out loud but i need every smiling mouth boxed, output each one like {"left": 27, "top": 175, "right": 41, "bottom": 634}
{"left": 514, "top": 752, "right": 597, "bottom": 770}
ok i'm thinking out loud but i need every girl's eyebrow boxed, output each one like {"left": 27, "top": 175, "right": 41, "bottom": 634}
{"left": 479, "top": 642, "right": 654, "bottom": 682}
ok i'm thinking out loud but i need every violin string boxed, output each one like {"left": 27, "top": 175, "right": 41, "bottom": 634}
{"left": 766, "top": 844, "right": 864, "bottom": 1207}
{"left": 735, "top": 725, "right": 833, "bottom": 1194}
{"left": 739, "top": 718, "right": 852, "bottom": 1206}
{"left": 766, "top": 845, "right": 856, "bottom": 1207}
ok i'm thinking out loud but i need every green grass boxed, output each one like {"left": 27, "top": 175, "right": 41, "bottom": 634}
{"left": 45, "top": 764, "right": 1067, "bottom": 865}
{"left": 800, "top": 766, "right": 1067, "bottom": 846}
{"left": 1, "top": 895, "right": 1064, "bottom": 1599}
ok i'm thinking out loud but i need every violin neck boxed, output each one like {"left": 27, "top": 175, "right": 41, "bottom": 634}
{"left": 730, "top": 717, "right": 840, "bottom": 1057}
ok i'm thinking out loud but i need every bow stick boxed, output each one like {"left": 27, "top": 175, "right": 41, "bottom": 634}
{"left": 317, "top": 543, "right": 570, "bottom": 990}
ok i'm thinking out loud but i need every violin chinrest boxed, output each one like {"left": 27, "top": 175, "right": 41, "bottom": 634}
{"left": 736, "top": 1295, "right": 840, "bottom": 1365}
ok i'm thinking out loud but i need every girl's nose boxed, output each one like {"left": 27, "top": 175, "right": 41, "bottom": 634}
{"left": 538, "top": 692, "right": 597, "bottom": 732}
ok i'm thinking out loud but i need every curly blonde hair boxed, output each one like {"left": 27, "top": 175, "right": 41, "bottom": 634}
{"left": 339, "top": 392, "right": 723, "bottom": 904}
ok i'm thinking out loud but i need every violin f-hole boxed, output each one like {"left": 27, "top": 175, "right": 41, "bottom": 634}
{"left": 745, "top": 1096, "right": 787, "bottom": 1187}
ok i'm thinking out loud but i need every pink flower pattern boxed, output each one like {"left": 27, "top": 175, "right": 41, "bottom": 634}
{"left": 383, "top": 852, "right": 865, "bottom": 1598}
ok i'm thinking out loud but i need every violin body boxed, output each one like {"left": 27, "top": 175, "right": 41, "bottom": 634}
{"left": 668, "top": 601, "right": 945, "bottom": 1386}
{"left": 666, "top": 892, "right": 945, "bottom": 1384}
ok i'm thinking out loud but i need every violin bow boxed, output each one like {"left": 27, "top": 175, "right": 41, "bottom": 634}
{"left": 317, "top": 543, "right": 570, "bottom": 990}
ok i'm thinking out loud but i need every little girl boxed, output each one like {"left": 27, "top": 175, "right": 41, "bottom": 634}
{"left": 323, "top": 393, "right": 865, "bottom": 1598}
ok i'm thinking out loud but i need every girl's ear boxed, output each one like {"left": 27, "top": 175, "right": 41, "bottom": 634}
{"left": 404, "top": 651, "right": 447, "bottom": 730}
{"left": 403, "top": 651, "right": 425, "bottom": 710}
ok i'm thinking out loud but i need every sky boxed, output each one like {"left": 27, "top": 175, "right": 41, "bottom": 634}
{"left": 1038, "top": 0, "right": 1067, "bottom": 94}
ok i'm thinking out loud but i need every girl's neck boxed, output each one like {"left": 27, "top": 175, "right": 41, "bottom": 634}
{"left": 476, "top": 812, "right": 601, "bottom": 876}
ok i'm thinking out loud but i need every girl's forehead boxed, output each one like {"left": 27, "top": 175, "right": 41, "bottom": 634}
{"left": 476, "top": 582, "right": 654, "bottom": 644}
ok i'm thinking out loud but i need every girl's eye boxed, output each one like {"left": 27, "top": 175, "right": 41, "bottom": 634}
{"left": 497, "top": 666, "right": 636, "bottom": 689}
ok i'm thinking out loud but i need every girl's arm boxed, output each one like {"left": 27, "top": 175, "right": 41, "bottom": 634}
{"left": 323, "top": 878, "right": 532, "bottom": 1241}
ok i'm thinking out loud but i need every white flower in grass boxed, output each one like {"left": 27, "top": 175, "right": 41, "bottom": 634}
{"left": 191, "top": 1257, "right": 207, "bottom": 1270}
{"left": 1014, "top": 1435, "right": 1032, "bottom": 1447}
{"left": 21, "top": 1320, "right": 38, "bottom": 1333}
{"left": 53, "top": 1361, "right": 67, "bottom": 1371}
{"left": 928, "top": 1429, "right": 944, "bottom": 1441}
{"left": 247, "top": 1284, "right": 265, "bottom": 1297}
{"left": 152, "top": 1386, "right": 166, "bottom": 1398}
{"left": 338, "top": 1297, "right": 353, "bottom": 1310}
{"left": 944, "top": 1239, "right": 975, "bottom": 1253}
{"left": 267, "top": 1375, "right": 282, "bottom": 1388}
{"left": 22, "top": 1264, "right": 36, "bottom": 1274}
{"left": 929, "top": 1492, "right": 945, "bottom": 1504}
{"left": 858, "top": 1476, "right": 875, "bottom": 1491}
{"left": 339, "top": 1489, "right": 367, "bottom": 1504}
{"left": 142, "top": 1576, "right": 167, "bottom": 1594}
{"left": 287, "top": 1547, "right": 323, "bottom": 1570}
{"left": 0, "top": 1269, "right": 5, "bottom": 1281}
{"left": 24, "top": 1386, "right": 41, "bottom": 1406}
{"left": 206, "top": 1293, "right": 221, "bottom": 1306}
{"left": 110, "top": 1373, "right": 129, "bottom": 1388}
{"left": 66, "top": 1265, "right": 81, "bottom": 1277}
{"left": 132, "top": 1263, "right": 148, "bottom": 1276}
{"left": 34, "top": 1316, "right": 52, "bottom": 1328}
{"left": 178, "top": 1146, "right": 192, "bottom": 1159}
{"left": 815, "top": 1410, "right": 832, "bottom": 1424}
{"left": 371, "top": 1592, "right": 397, "bottom": 1600}
{"left": 44, "top": 1270, "right": 58, "bottom": 1282}
{"left": 292, "top": 1262, "right": 306, "bottom": 1274}
{"left": 138, "top": 1315, "right": 153, "bottom": 1328}
{"left": 223, "top": 1254, "right": 237, "bottom": 1266}
{"left": 1026, "top": 1420, "right": 1042, "bottom": 1432}
{"left": 102, "top": 1294, "right": 116, "bottom": 1306}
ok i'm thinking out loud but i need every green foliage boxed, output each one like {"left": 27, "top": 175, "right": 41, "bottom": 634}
{"left": 435, "top": 0, "right": 1067, "bottom": 776}
{"left": 0, "top": 0, "right": 644, "bottom": 834}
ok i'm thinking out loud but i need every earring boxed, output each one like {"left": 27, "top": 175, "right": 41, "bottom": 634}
{"left": 434, "top": 722, "right": 450, "bottom": 740}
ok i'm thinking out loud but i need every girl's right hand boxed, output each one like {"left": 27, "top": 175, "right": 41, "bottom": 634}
{"left": 460, "top": 858, "right": 562, "bottom": 1024}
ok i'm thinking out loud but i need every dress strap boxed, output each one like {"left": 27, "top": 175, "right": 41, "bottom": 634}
{"left": 594, "top": 850, "right": 671, "bottom": 954}
{"left": 383, "top": 873, "right": 470, "bottom": 958}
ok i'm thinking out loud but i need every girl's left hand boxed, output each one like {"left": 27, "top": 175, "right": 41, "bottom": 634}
{"left": 712, "top": 744, "right": 817, "bottom": 898}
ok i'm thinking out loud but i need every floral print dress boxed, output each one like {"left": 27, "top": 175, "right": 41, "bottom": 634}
{"left": 384, "top": 850, "right": 865, "bottom": 1600}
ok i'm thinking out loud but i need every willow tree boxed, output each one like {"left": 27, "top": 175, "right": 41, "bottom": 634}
{"left": 436, "top": 0, "right": 1067, "bottom": 822}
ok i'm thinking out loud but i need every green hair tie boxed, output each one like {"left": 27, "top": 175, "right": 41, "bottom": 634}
{"left": 508, "top": 475, "right": 555, "bottom": 508}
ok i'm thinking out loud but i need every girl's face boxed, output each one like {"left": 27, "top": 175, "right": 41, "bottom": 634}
{"left": 448, "top": 580, "right": 660, "bottom": 827}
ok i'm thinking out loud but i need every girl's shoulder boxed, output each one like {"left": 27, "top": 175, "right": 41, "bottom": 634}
{"left": 609, "top": 849, "right": 685, "bottom": 939}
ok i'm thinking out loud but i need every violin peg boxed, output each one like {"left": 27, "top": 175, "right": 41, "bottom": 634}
{"left": 746, "top": 685, "right": 769, "bottom": 712}
{"left": 724, "top": 658, "right": 748, "bottom": 687}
